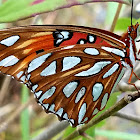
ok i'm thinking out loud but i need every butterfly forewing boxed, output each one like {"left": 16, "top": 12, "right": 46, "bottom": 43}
{"left": 0, "top": 25, "right": 127, "bottom": 126}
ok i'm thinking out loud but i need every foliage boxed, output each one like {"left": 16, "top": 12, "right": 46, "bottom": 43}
{"left": 0, "top": 0, "right": 129, "bottom": 23}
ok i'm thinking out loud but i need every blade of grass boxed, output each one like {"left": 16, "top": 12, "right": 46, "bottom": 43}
{"left": 20, "top": 85, "right": 30, "bottom": 140}
{"left": 95, "top": 129, "right": 140, "bottom": 140}
{"left": 106, "top": 2, "right": 119, "bottom": 25}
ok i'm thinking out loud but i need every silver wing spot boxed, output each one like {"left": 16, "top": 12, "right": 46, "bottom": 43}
{"left": 92, "top": 83, "right": 103, "bottom": 101}
{"left": 78, "top": 103, "right": 87, "bottom": 124}
{"left": 0, "top": 55, "right": 19, "bottom": 67}
{"left": 0, "top": 35, "right": 20, "bottom": 47}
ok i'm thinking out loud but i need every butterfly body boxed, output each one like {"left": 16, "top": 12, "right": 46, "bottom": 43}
{"left": 0, "top": 23, "right": 139, "bottom": 126}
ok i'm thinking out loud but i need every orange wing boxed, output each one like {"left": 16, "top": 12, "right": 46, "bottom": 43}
{"left": 0, "top": 25, "right": 126, "bottom": 126}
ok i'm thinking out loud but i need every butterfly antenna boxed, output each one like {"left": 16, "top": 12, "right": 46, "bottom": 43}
{"left": 131, "top": 0, "right": 133, "bottom": 26}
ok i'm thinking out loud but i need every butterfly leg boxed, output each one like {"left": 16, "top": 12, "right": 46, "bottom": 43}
{"left": 133, "top": 71, "right": 140, "bottom": 80}
{"left": 128, "top": 68, "right": 139, "bottom": 91}
{"left": 127, "top": 68, "right": 140, "bottom": 101}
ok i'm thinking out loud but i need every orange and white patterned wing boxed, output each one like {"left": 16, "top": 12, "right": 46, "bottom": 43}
{"left": 25, "top": 44, "right": 125, "bottom": 126}
{"left": 0, "top": 25, "right": 128, "bottom": 126}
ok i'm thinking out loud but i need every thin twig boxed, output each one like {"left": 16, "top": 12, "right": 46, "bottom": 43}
{"left": 31, "top": 121, "right": 69, "bottom": 140}
{"left": 63, "top": 91, "right": 140, "bottom": 140}
{"left": 114, "top": 112, "right": 140, "bottom": 123}
{"left": 110, "top": 3, "right": 122, "bottom": 32}
{"left": 0, "top": 76, "right": 11, "bottom": 105}
{"left": 0, "top": 103, "right": 16, "bottom": 118}
{"left": 118, "top": 82, "right": 140, "bottom": 92}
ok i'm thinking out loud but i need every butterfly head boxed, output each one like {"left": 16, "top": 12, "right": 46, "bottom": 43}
{"left": 128, "top": 22, "right": 139, "bottom": 40}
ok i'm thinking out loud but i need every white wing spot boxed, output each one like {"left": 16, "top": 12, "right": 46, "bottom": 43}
{"left": 44, "top": 86, "right": 56, "bottom": 99}
{"left": 78, "top": 103, "right": 87, "bottom": 124}
{"left": 69, "top": 119, "right": 74, "bottom": 125}
{"left": 61, "top": 31, "right": 70, "bottom": 39}
{"left": 56, "top": 108, "right": 64, "bottom": 117}
{"left": 92, "top": 83, "right": 103, "bottom": 101}
{"left": 49, "top": 104, "right": 55, "bottom": 113}
{"left": 111, "top": 67, "right": 125, "bottom": 93}
{"left": 0, "top": 55, "right": 19, "bottom": 67}
{"left": 102, "top": 46, "right": 125, "bottom": 57}
{"left": 55, "top": 31, "right": 70, "bottom": 45}
{"left": 63, "top": 81, "right": 78, "bottom": 98}
{"left": 79, "top": 40, "right": 85, "bottom": 44}
{"left": 56, "top": 39, "right": 62, "bottom": 44}
{"left": 103, "top": 63, "right": 119, "bottom": 78}
{"left": 20, "top": 75, "right": 26, "bottom": 82}
{"left": 88, "top": 35, "right": 95, "bottom": 43}
{"left": 32, "top": 84, "right": 38, "bottom": 92}
{"left": 63, "top": 113, "right": 69, "bottom": 120}
{"left": 43, "top": 104, "right": 49, "bottom": 110}
{"left": 35, "top": 91, "right": 42, "bottom": 98}
{"left": 17, "top": 71, "right": 24, "bottom": 78}
{"left": 39, "top": 86, "right": 56, "bottom": 102}
{"left": 27, "top": 74, "right": 31, "bottom": 80}
{"left": 75, "top": 87, "right": 86, "bottom": 103}
{"left": 57, "top": 33, "right": 63, "bottom": 38}
{"left": 40, "top": 61, "right": 56, "bottom": 76}
{"left": 62, "top": 45, "right": 75, "bottom": 50}
{"left": 84, "top": 48, "right": 99, "bottom": 55}
{"left": 0, "top": 35, "right": 20, "bottom": 47}
{"left": 92, "top": 108, "right": 99, "bottom": 115}
{"left": 76, "top": 61, "right": 111, "bottom": 76}
{"left": 81, "top": 117, "right": 88, "bottom": 123}
{"left": 100, "top": 93, "right": 108, "bottom": 110}
{"left": 28, "top": 53, "right": 51, "bottom": 73}
{"left": 62, "top": 57, "right": 81, "bottom": 71}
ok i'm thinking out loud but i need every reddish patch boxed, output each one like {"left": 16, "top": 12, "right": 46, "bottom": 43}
{"left": 31, "top": 0, "right": 45, "bottom": 5}
{"left": 60, "top": 32, "right": 110, "bottom": 46}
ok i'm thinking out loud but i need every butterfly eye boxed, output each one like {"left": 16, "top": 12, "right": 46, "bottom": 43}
{"left": 131, "top": 26, "right": 134, "bottom": 31}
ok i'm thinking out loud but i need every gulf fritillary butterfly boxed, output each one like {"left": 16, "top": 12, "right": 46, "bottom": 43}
{"left": 0, "top": 23, "right": 139, "bottom": 126}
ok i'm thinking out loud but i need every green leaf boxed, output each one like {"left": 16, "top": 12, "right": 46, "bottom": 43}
{"left": 115, "top": 17, "right": 138, "bottom": 31}
{"left": 136, "top": 18, "right": 140, "bottom": 23}
{"left": 0, "top": 0, "right": 129, "bottom": 23}
{"left": 95, "top": 129, "right": 140, "bottom": 140}
{"left": 20, "top": 85, "right": 30, "bottom": 140}
{"left": 106, "top": 3, "right": 119, "bottom": 24}
{"left": 63, "top": 126, "right": 76, "bottom": 139}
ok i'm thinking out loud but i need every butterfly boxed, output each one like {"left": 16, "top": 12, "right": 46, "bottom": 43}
{"left": 0, "top": 23, "right": 139, "bottom": 127}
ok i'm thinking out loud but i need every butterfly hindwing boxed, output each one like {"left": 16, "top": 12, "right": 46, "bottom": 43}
{"left": 16, "top": 44, "right": 123, "bottom": 126}
{"left": 0, "top": 25, "right": 126, "bottom": 126}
